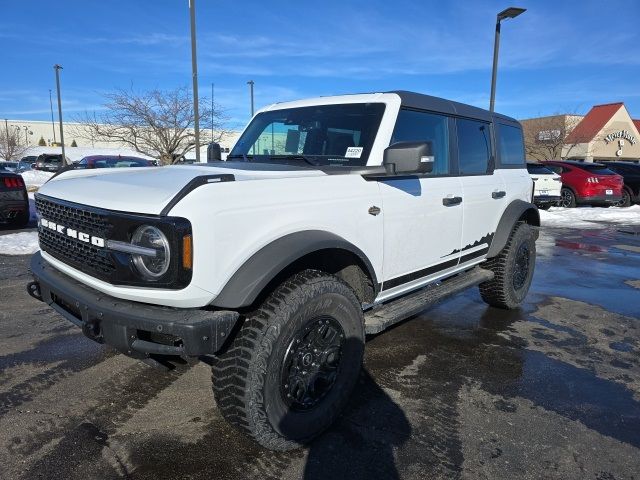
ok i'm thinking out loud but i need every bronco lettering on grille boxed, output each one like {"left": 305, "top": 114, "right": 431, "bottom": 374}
{"left": 40, "top": 218, "right": 106, "bottom": 248}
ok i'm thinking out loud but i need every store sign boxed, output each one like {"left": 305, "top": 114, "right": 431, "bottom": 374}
{"left": 604, "top": 130, "right": 636, "bottom": 145}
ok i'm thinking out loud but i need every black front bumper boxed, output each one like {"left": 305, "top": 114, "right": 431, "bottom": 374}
{"left": 29, "top": 252, "right": 239, "bottom": 359}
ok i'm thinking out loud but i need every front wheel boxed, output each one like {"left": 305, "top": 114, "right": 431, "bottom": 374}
{"left": 479, "top": 222, "right": 536, "bottom": 309}
{"left": 211, "top": 270, "right": 365, "bottom": 451}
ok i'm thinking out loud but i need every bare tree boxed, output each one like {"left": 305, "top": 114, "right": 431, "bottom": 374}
{"left": 521, "top": 113, "right": 588, "bottom": 162}
{"left": 71, "top": 87, "right": 227, "bottom": 164}
{"left": 0, "top": 123, "right": 29, "bottom": 161}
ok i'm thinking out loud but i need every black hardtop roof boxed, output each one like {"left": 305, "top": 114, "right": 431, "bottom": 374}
{"left": 389, "top": 90, "right": 519, "bottom": 125}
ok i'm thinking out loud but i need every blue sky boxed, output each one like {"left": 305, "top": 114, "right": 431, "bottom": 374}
{"left": 1, "top": 0, "right": 639, "bottom": 129}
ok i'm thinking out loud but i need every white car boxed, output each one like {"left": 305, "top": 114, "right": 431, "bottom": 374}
{"left": 28, "top": 91, "right": 538, "bottom": 450}
{"left": 527, "top": 162, "right": 562, "bottom": 209}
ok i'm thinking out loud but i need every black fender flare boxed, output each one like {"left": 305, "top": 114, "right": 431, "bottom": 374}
{"left": 486, "top": 200, "right": 539, "bottom": 258}
{"left": 211, "top": 230, "right": 378, "bottom": 309}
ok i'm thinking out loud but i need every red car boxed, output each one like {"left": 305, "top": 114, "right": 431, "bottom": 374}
{"left": 76, "top": 155, "right": 155, "bottom": 169}
{"left": 543, "top": 161, "right": 623, "bottom": 208}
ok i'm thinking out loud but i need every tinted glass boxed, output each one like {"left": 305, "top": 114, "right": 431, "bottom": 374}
{"left": 498, "top": 124, "right": 524, "bottom": 165}
{"left": 230, "top": 103, "right": 386, "bottom": 167}
{"left": 527, "top": 164, "right": 554, "bottom": 175}
{"left": 546, "top": 165, "right": 563, "bottom": 175}
{"left": 577, "top": 164, "right": 617, "bottom": 175}
{"left": 457, "top": 118, "right": 492, "bottom": 175}
{"left": 391, "top": 109, "right": 450, "bottom": 175}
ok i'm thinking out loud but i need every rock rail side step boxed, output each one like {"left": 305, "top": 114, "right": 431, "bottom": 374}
{"left": 364, "top": 267, "right": 494, "bottom": 335}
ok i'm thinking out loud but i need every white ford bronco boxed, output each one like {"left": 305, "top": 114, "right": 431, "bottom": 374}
{"left": 28, "top": 91, "right": 538, "bottom": 450}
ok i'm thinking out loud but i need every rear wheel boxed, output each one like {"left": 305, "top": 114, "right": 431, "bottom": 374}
{"left": 480, "top": 222, "right": 536, "bottom": 310}
{"left": 615, "top": 189, "right": 631, "bottom": 208}
{"left": 560, "top": 188, "right": 576, "bottom": 208}
{"left": 211, "top": 270, "right": 365, "bottom": 451}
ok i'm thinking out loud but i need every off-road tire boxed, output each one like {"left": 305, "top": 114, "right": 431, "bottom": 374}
{"left": 479, "top": 222, "right": 536, "bottom": 309}
{"left": 211, "top": 269, "right": 365, "bottom": 451}
{"left": 560, "top": 187, "right": 576, "bottom": 208}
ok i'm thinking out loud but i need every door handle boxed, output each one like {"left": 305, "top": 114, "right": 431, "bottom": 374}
{"left": 442, "top": 196, "right": 462, "bottom": 206}
{"left": 492, "top": 191, "right": 506, "bottom": 199}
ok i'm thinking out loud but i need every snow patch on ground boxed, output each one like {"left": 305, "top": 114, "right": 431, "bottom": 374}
{"left": 0, "top": 232, "right": 39, "bottom": 255}
{"left": 540, "top": 205, "right": 640, "bottom": 229}
{"left": 20, "top": 170, "right": 54, "bottom": 188}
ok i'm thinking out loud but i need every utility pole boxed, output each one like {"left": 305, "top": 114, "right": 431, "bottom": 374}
{"left": 211, "top": 82, "right": 215, "bottom": 138}
{"left": 247, "top": 80, "right": 255, "bottom": 117}
{"left": 53, "top": 64, "right": 66, "bottom": 164}
{"left": 189, "top": 0, "right": 201, "bottom": 162}
{"left": 49, "top": 89, "right": 57, "bottom": 144}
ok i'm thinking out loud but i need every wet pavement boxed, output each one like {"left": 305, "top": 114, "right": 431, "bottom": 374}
{"left": 0, "top": 225, "right": 639, "bottom": 480}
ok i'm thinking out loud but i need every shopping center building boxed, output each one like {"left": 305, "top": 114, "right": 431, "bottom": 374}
{"left": 521, "top": 102, "right": 640, "bottom": 163}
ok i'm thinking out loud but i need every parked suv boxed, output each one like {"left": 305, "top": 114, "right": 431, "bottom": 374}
{"left": 544, "top": 160, "right": 623, "bottom": 208}
{"left": 35, "top": 153, "right": 65, "bottom": 172}
{"left": 27, "top": 91, "right": 538, "bottom": 450}
{"left": 76, "top": 155, "right": 155, "bottom": 169}
{"left": 527, "top": 162, "right": 561, "bottom": 209}
{"left": 606, "top": 161, "right": 640, "bottom": 207}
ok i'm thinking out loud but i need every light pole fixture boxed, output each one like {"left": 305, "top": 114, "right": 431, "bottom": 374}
{"left": 189, "top": 0, "right": 201, "bottom": 162}
{"left": 489, "top": 6, "right": 526, "bottom": 112}
{"left": 49, "top": 89, "right": 57, "bottom": 144}
{"left": 53, "top": 64, "right": 66, "bottom": 164}
{"left": 247, "top": 80, "right": 255, "bottom": 117}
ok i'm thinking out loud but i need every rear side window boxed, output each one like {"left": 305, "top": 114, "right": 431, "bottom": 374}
{"left": 391, "top": 109, "right": 450, "bottom": 175}
{"left": 527, "top": 164, "right": 554, "bottom": 175}
{"left": 457, "top": 118, "right": 492, "bottom": 175}
{"left": 498, "top": 124, "right": 524, "bottom": 166}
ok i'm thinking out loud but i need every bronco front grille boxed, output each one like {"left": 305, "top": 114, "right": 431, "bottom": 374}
{"left": 35, "top": 196, "right": 116, "bottom": 276}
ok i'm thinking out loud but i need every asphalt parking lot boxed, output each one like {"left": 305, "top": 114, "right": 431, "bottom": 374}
{"left": 0, "top": 224, "right": 639, "bottom": 480}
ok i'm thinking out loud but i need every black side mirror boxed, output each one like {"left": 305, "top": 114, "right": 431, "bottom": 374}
{"left": 207, "top": 142, "right": 222, "bottom": 161}
{"left": 383, "top": 141, "right": 434, "bottom": 175}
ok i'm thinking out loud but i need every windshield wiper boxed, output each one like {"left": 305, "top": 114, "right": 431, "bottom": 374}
{"left": 269, "top": 155, "right": 320, "bottom": 167}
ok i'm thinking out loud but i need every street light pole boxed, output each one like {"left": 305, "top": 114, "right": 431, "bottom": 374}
{"left": 211, "top": 82, "right": 214, "bottom": 139}
{"left": 189, "top": 0, "right": 201, "bottom": 163}
{"left": 49, "top": 89, "right": 57, "bottom": 144}
{"left": 53, "top": 64, "right": 66, "bottom": 164}
{"left": 489, "top": 7, "right": 526, "bottom": 112}
{"left": 247, "top": 80, "right": 255, "bottom": 117}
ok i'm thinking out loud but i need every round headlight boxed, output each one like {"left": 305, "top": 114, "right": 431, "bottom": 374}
{"left": 131, "top": 225, "right": 170, "bottom": 279}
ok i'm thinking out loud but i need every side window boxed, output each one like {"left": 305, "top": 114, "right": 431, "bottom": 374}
{"left": 391, "top": 109, "right": 450, "bottom": 175}
{"left": 497, "top": 124, "right": 524, "bottom": 166}
{"left": 547, "top": 165, "right": 562, "bottom": 175}
{"left": 457, "top": 118, "right": 492, "bottom": 175}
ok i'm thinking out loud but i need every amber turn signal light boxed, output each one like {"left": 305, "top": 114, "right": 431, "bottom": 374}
{"left": 182, "top": 234, "right": 193, "bottom": 270}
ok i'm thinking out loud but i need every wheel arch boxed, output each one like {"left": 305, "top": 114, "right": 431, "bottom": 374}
{"left": 211, "top": 230, "right": 379, "bottom": 309}
{"left": 487, "top": 200, "right": 539, "bottom": 258}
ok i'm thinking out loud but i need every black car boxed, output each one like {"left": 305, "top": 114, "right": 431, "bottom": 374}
{"left": 0, "top": 170, "right": 29, "bottom": 227}
{"left": 35, "top": 153, "right": 65, "bottom": 172}
{"left": 606, "top": 161, "right": 640, "bottom": 207}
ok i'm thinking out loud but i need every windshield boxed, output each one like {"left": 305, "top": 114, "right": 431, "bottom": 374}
{"left": 229, "top": 103, "right": 386, "bottom": 167}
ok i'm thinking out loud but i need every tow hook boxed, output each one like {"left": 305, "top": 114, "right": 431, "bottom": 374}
{"left": 26, "top": 281, "right": 42, "bottom": 302}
